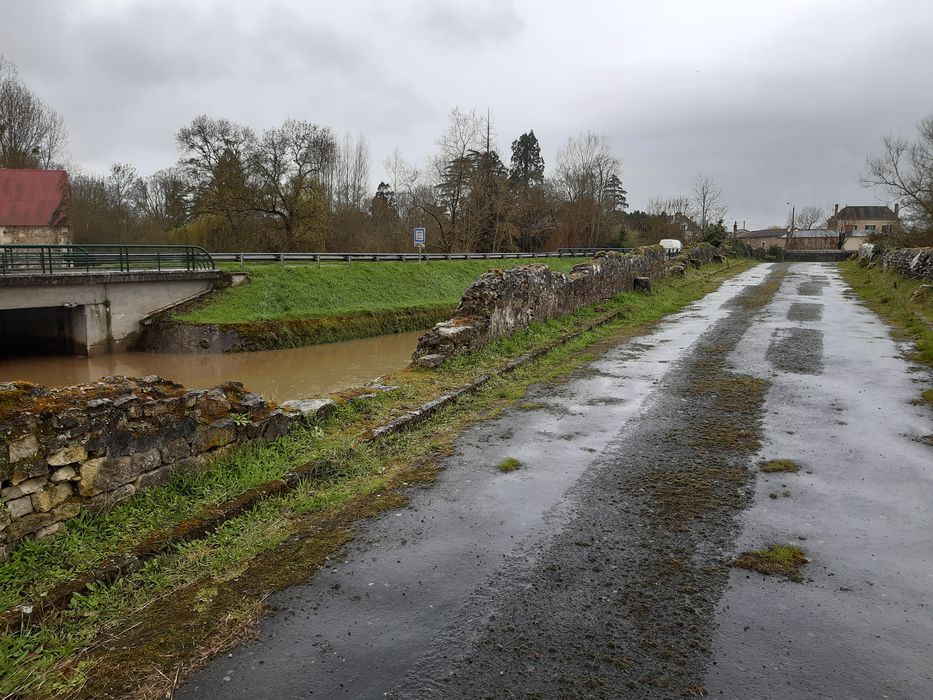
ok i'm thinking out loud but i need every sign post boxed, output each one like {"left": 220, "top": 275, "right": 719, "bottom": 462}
{"left": 413, "top": 227, "right": 426, "bottom": 262}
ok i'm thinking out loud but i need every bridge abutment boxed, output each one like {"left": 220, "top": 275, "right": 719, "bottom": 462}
{"left": 0, "top": 271, "right": 225, "bottom": 356}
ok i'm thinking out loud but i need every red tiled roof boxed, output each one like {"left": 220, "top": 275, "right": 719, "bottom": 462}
{"left": 0, "top": 169, "right": 70, "bottom": 227}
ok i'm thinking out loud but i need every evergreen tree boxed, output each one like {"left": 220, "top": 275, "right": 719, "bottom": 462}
{"left": 509, "top": 131, "right": 545, "bottom": 188}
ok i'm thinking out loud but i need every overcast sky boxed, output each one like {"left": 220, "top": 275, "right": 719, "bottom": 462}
{"left": 2, "top": 0, "right": 932, "bottom": 229}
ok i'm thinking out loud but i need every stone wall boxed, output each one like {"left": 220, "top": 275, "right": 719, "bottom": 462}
{"left": 878, "top": 246, "right": 933, "bottom": 281}
{"left": 0, "top": 376, "right": 295, "bottom": 556}
{"left": 412, "top": 244, "right": 720, "bottom": 367}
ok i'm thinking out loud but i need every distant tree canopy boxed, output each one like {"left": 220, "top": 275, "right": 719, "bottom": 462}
{"left": 1, "top": 58, "right": 741, "bottom": 253}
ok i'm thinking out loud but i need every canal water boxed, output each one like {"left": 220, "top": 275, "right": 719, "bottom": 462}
{"left": 0, "top": 330, "right": 423, "bottom": 402}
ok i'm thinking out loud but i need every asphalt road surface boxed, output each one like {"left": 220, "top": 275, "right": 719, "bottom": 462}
{"left": 179, "top": 263, "right": 932, "bottom": 699}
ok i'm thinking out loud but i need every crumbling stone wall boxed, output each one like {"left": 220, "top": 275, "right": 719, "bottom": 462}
{"left": 879, "top": 247, "right": 933, "bottom": 281}
{"left": 0, "top": 376, "right": 293, "bottom": 556}
{"left": 413, "top": 244, "right": 720, "bottom": 367}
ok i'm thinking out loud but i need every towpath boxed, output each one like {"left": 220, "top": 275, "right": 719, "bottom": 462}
{"left": 179, "top": 263, "right": 932, "bottom": 699}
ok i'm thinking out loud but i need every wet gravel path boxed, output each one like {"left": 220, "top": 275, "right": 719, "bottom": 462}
{"left": 179, "top": 263, "right": 932, "bottom": 699}
{"left": 389, "top": 268, "right": 783, "bottom": 698}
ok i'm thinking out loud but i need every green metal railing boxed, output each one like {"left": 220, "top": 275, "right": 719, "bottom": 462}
{"left": 0, "top": 244, "right": 215, "bottom": 275}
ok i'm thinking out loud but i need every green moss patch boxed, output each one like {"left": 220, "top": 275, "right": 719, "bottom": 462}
{"left": 760, "top": 459, "right": 800, "bottom": 473}
{"left": 732, "top": 544, "right": 808, "bottom": 582}
{"left": 498, "top": 457, "right": 522, "bottom": 472}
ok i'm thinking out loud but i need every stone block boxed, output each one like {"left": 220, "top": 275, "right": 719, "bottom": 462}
{"left": 1, "top": 484, "right": 22, "bottom": 499}
{"left": 31, "top": 483, "right": 72, "bottom": 513}
{"left": 173, "top": 453, "right": 212, "bottom": 474}
{"left": 193, "top": 419, "right": 237, "bottom": 453}
{"left": 260, "top": 411, "right": 292, "bottom": 441}
{"left": 412, "top": 353, "right": 446, "bottom": 369}
{"left": 12, "top": 476, "right": 46, "bottom": 496}
{"left": 51, "top": 502, "right": 81, "bottom": 522}
{"left": 78, "top": 458, "right": 106, "bottom": 497}
{"left": 79, "top": 449, "right": 161, "bottom": 497}
{"left": 12, "top": 460, "right": 50, "bottom": 485}
{"left": 279, "top": 399, "right": 337, "bottom": 423}
{"left": 5, "top": 495, "right": 34, "bottom": 518}
{"left": 86, "top": 484, "right": 136, "bottom": 513}
{"left": 47, "top": 443, "right": 88, "bottom": 467}
{"left": 160, "top": 438, "right": 191, "bottom": 464}
{"left": 36, "top": 522, "right": 64, "bottom": 539}
{"left": 5, "top": 511, "right": 54, "bottom": 540}
{"left": 198, "top": 389, "right": 232, "bottom": 418}
{"left": 135, "top": 466, "right": 172, "bottom": 491}
{"left": 50, "top": 466, "right": 77, "bottom": 482}
{"left": 8, "top": 434, "right": 39, "bottom": 463}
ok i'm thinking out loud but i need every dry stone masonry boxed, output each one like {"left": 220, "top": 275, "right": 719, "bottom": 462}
{"left": 412, "top": 244, "right": 720, "bottom": 367}
{"left": 880, "top": 246, "right": 933, "bottom": 281}
{"left": 0, "top": 376, "right": 304, "bottom": 556}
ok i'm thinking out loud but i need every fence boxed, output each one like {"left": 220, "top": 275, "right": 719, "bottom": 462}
{"left": 210, "top": 248, "right": 632, "bottom": 266}
{"left": 0, "top": 244, "right": 215, "bottom": 275}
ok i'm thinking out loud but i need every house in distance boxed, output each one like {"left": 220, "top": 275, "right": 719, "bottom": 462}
{"left": 826, "top": 204, "right": 900, "bottom": 251}
{"left": 0, "top": 169, "right": 72, "bottom": 245}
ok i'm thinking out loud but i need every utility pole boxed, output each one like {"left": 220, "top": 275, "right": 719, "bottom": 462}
{"left": 786, "top": 202, "right": 795, "bottom": 249}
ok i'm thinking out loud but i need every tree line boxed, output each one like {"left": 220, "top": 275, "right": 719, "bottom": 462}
{"left": 2, "top": 56, "right": 744, "bottom": 252}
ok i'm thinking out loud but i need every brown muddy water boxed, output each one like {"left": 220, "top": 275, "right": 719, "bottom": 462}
{"left": 0, "top": 330, "right": 423, "bottom": 402}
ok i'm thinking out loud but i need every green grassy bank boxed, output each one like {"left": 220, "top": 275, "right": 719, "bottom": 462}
{"left": 838, "top": 261, "right": 933, "bottom": 389}
{"left": 0, "top": 259, "right": 754, "bottom": 699}
{"left": 170, "top": 258, "right": 588, "bottom": 349}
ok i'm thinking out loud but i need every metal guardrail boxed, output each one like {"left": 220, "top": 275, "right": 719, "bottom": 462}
{"left": 210, "top": 249, "right": 633, "bottom": 266}
{"left": 0, "top": 244, "right": 215, "bottom": 275}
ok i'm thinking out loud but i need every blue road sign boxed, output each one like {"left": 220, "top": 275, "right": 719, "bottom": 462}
{"left": 413, "top": 227, "right": 426, "bottom": 246}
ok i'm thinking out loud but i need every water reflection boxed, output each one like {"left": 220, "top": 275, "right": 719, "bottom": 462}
{"left": 0, "top": 330, "right": 422, "bottom": 402}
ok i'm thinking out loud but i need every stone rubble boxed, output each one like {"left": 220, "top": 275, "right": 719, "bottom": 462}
{"left": 0, "top": 376, "right": 291, "bottom": 556}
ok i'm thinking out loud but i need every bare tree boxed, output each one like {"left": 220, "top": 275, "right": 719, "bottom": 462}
{"left": 692, "top": 173, "right": 727, "bottom": 230}
{"left": 554, "top": 131, "right": 622, "bottom": 246}
{"left": 335, "top": 133, "right": 371, "bottom": 211}
{"left": 647, "top": 195, "right": 695, "bottom": 219}
{"left": 249, "top": 119, "right": 337, "bottom": 250}
{"left": 864, "top": 115, "right": 933, "bottom": 231}
{"left": 0, "top": 56, "right": 69, "bottom": 169}
{"left": 791, "top": 205, "right": 826, "bottom": 230}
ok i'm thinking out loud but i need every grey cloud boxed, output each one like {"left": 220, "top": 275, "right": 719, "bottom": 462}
{"left": 1, "top": 0, "right": 931, "bottom": 227}
{"left": 421, "top": 0, "right": 525, "bottom": 46}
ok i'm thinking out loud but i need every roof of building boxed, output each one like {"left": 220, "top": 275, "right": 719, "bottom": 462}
{"left": 787, "top": 228, "right": 837, "bottom": 238}
{"left": 736, "top": 228, "right": 786, "bottom": 239}
{"left": 832, "top": 205, "right": 897, "bottom": 221}
{"left": 0, "top": 169, "right": 70, "bottom": 227}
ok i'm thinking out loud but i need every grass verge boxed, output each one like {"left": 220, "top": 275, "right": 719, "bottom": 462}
{"left": 838, "top": 261, "right": 933, "bottom": 375}
{"left": 169, "top": 258, "right": 590, "bottom": 349}
{"left": 186, "top": 258, "right": 589, "bottom": 324}
{"left": 0, "top": 259, "right": 755, "bottom": 699}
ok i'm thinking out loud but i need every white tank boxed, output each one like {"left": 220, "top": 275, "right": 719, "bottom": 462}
{"left": 659, "top": 239, "right": 683, "bottom": 254}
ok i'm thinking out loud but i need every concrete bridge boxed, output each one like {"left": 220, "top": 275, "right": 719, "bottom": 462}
{"left": 0, "top": 245, "right": 225, "bottom": 356}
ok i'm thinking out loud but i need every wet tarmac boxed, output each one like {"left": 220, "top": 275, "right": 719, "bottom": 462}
{"left": 706, "top": 264, "right": 933, "bottom": 698}
{"left": 177, "top": 263, "right": 932, "bottom": 698}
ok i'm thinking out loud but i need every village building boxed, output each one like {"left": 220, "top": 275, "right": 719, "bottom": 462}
{"left": 785, "top": 228, "right": 841, "bottom": 250}
{"left": 0, "top": 169, "right": 72, "bottom": 245}
{"left": 826, "top": 204, "right": 900, "bottom": 251}
{"left": 735, "top": 227, "right": 786, "bottom": 249}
